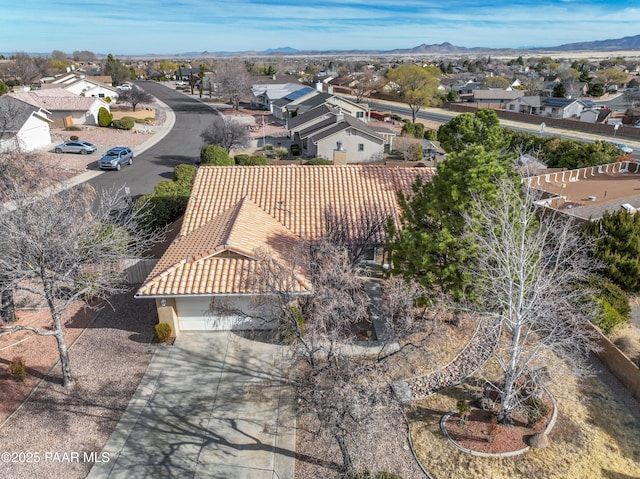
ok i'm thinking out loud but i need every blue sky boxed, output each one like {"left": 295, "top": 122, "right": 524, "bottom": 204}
{"left": 2, "top": 0, "right": 639, "bottom": 55}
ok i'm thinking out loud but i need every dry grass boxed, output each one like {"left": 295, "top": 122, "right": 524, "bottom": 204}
{"left": 408, "top": 356, "right": 640, "bottom": 479}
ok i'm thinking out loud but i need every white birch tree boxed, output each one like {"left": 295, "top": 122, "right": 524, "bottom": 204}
{"left": 464, "top": 180, "right": 599, "bottom": 424}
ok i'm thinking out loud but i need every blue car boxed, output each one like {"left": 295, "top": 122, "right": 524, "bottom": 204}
{"left": 98, "top": 147, "right": 134, "bottom": 171}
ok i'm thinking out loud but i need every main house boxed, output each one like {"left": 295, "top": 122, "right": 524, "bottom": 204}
{"left": 136, "top": 165, "right": 433, "bottom": 334}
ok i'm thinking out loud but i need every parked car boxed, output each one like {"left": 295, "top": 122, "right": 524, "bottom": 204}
{"left": 607, "top": 141, "right": 633, "bottom": 154}
{"left": 117, "top": 83, "right": 132, "bottom": 91}
{"left": 54, "top": 140, "right": 97, "bottom": 155}
{"left": 98, "top": 147, "right": 134, "bottom": 171}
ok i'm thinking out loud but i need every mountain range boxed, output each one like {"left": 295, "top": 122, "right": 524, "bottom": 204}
{"left": 172, "top": 34, "right": 640, "bottom": 58}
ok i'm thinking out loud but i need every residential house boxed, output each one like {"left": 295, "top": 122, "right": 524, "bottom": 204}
{"left": 44, "top": 72, "right": 119, "bottom": 101}
{"left": 136, "top": 165, "right": 434, "bottom": 333}
{"left": 452, "top": 81, "right": 482, "bottom": 101}
{"left": 288, "top": 105, "right": 388, "bottom": 163}
{"left": 9, "top": 89, "right": 110, "bottom": 127}
{"left": 472, "top": 88, "right": 525, "bottom": 105}
{"left": 579, "top": 106, "right": 612, "bottom": 124}
{"left": 506, "top": 96, "right": 589, "bottom": 119}
{"left": 527, "top": 160, "right": 640, "bottom": 221}
{"left": 278, "top": 87, "right": 370, "bottom": 123}
{"left": 0, "top": 95, "right": 53, "bottom": 153}
{"left": 269, "top": 86, "right": 318, "bottom": 121}
{"left": 251, "top": 82, "right": 310, "bottom": 112}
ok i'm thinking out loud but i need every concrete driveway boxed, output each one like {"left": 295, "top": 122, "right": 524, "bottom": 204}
{"left": 87, "top": 331, "right": 295, "bottom": 479}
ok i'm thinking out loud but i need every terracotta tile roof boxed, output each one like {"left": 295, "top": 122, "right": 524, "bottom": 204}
{"left": 138, "top": 165, "right": 433, "bottom": 297}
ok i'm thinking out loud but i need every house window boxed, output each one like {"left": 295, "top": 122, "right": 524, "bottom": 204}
{"left": 509, "top": 104, "right": 514, "bottom": 110}
{"left": 361, "top": 247, "right": 376, "bottom": 262}
{"left": 98, "top": 93, "right": 105, "bottom": 98}
{"left": 356, "top": 111, "right": 364, "bottom": 118}
{"left": 358, "top": 144, "right": 364, "bottom": 152}
{"left": 302, "top": 138, "right": 308, "bottom": 150}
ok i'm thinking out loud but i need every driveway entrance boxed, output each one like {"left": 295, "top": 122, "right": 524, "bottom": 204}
{"left": 87, "top": 331, "right": 295, "bottom": 479}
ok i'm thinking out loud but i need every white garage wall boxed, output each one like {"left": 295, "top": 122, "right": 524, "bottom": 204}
{"left": 176, "top": 296, "right": 274, "bottom": 331}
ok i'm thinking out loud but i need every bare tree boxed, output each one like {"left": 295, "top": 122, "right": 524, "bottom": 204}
{"left": 216, "top": 60, "right": 252, "bottom": 110}
{"left": 118, "top": 85, "right": 154, "bottom": 111}
{"left": 8, "top": 52, "right": 40, "bottom": 86}
{"left": 0, "top": 184, "right": 163, "bottom": 387}
{"left": 392, "top": 136, "right": 422, "bottom": 162}
{"left": 323, "top": 203, "right": 391, "bottom": 266}
{"left": 213, "top": 207, "right": 403, "bottom": 475}
{"left": 72, "top": 50, "right": 97, "bottom": 62}
{"left": 250, "top": 240, "right": 393, "bottom": 476}
{"left": 351, "top": 69, "right": 383, "bottom": 103}
{"left": 200, "top": 115, "right": 251, "bottom": 153}
{"left": 463, "top": 180, "right": 599, "bottom": 424}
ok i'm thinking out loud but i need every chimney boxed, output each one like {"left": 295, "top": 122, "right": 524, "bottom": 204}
{"left": 336, "top": 108, "right": 344, "bottom": 122}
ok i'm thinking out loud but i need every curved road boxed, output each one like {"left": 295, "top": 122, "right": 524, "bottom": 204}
{"left": 88, "top": 81, "right": 219, "bottom": 198}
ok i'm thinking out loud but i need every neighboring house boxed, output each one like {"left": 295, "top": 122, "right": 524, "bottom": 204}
{"left": 44, "top": 72, "right": 119, "bottom": 101}
{"left": 0, "top": 95, "right": 53, "bottom": 153}
{"left": 278, "top": 88, "right": 370, "bottom": 123}
{"left": 472, "top": 88, "right": 525, "bottom": 105}
{"left": 251, "top": 82, "right": 310, "bottom": 112}
{"left": 136, "top": 165, "right": 434, "bottom": 333}
{"left": 506, "top": 96, "right": 589, "bottom": 119}
{"left": 421, "top": 139, "right": 446, "bottom": 161}
{"left": 452, "top": 81, "right": 482, "bottom": 101}
{"left": 270, "top": 86, "right": 319, "bottom": 121}
{"left": 528, "top": 160, "right": 640, "bottom": 221}
{"left": 579, "top": 107, "right": 612, "bottom": 124}
{"left": 8, "top": 90, "right": 110, "bottom": 127}
{"left": 288, "top": 105, "right": 387, "bottom": 163}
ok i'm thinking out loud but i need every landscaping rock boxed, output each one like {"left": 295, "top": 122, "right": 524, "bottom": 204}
{"left": 528, "top": 432, "right": 550, "bottom": 449}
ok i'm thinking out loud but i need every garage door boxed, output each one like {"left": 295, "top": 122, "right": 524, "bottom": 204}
{"left": 176, "top": 297, "right": 271, "bottom": 331}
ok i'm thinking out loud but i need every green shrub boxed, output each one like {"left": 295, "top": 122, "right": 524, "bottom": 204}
{"left": 290, "top": 144, "right": 301, "bottom": 156}
{"left": 305, "top": 158, "right": 332, "bottom": 165}
{"left": 424, "top": 129, "right": 437, "bottom": 140}
{"left": 236, "top": 154, "right": 269, "bottom": 166}
{"left": 64, "top": 126, "right": 82, "bottom": 131}
{"left": 200, "top": 145, "right": 233, "bottom": 165}
{"left": 9, "top": 356, "right": 26, "bottom": 382}
{"left": 274, "top": 146, "right": 288, "bottom": 160}
{"left": 525, "top": 396, "right": 550, "bottom": 425}
{"left": 407, "top": 142, "right": 423, "bottom": 162}
{"left": 69, "top": 135, "right": 79, "bottom": 141}
{"left": 136, "top": 193, "right": 189, "bottom": 230}
{"left": 596, "top": 300, "right": 627, "bottom": 335}
{"left": 154, "top": 323, "right": 172, "bottom": 343}
{"left": 112, "top": 118, "right": 135, "bottom": 130}
{"left": 263, "top": 143, "right": 274, "bottom": 151}
{"left": 172, "top": 164, "right": 197, "bottom": 187}
{"left": 588, "top": 276, "right": 630, "bottom": 334}
{"left": 280, "top": 305, "right": 304, "bottom": 344}
{"left": 98, "top": 106, "right": 113, "bottom": 127}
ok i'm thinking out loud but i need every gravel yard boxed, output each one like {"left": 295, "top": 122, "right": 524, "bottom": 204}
{"left": 0, "top": 291, "right": 158, "bottom": 479}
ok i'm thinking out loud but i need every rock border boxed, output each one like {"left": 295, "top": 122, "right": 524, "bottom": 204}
{"left": 439, "top": 388, "right": 558, "bottom": 458}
